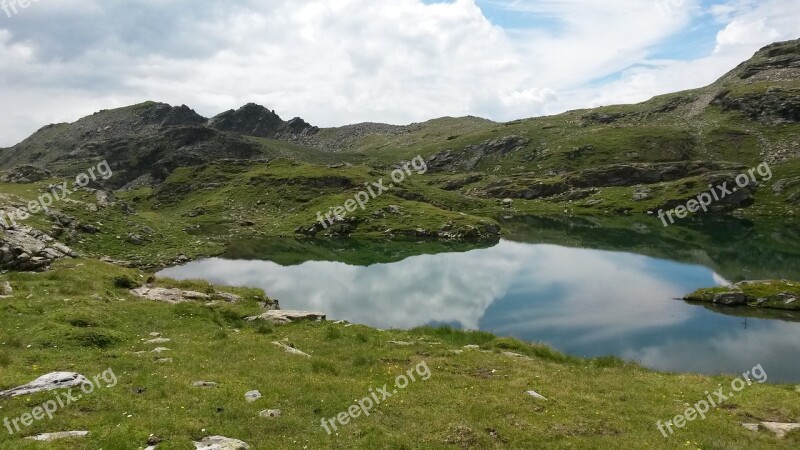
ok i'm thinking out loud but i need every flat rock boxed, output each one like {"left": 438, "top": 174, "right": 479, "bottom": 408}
{"left": 193, "top": 381, "right": 219, "bottom": 388}
{"left": 526, "top": 390, "right": 548, "bottom": 400}
{"left": 387, "top": 340, "right": 413, "bottom": 346}
{"left": 463, "top": 345, "right": 480, "bottom": 350}
{"left": 742, "top": 423, "right": 760, "bottom": 432}
{"left": 25, "top": 431, "right": 89, "bottom": 441}
{"left": 272, "top": 341, "right": 311, "bottom": 358}
{"left": 151, "top": 347, "right": 171, "bottom": 353}
{"left": 145, "top": 338, "right": 171, "bottom": 344}
{"left": 194, "top": 436, "right": 250, "bottom": 449}
{"left": 259, "top": 409, "right": 282, "bottom": 418}
{"left": 245, "top": 390, "right": 262, "bottom": 403}
{"left": 131, "top": 286, "right": 211, "bottom": 304}
{"left": 246, "top": 310, "right": 325, "bottom": 325}
{"left": 0, "top": 372, "right": 89, "bottom": 398}
{"left": 215, "top": 291, "right": 242, "bottom": 302}
{"left": 761, "top": 422, "right": 800, "bottom": 438}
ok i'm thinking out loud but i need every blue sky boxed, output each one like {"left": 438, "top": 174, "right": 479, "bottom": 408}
{"left": 0, "top": 0, "right": 797, "bottom": 146}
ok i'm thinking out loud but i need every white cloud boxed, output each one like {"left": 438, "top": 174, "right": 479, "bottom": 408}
{"left": 0, "top": 0, "right": 797, "bottom": 147}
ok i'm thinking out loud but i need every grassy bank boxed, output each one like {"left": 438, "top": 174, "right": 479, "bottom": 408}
{"left": 0, "top": 259, "right": 798, "bottom": 448}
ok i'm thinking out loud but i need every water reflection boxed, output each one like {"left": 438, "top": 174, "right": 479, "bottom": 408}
{"left": 159, "top": 240, "right": 800, "bottom": 381}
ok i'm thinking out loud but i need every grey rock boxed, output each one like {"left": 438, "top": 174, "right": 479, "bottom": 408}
{"left": 193, "top": 381, "right": 219, "bottom": 388}
{"left": 272, "top": 341, "right": 311, "bottom": 358}
{"left": 245, "top": 390, "right": 262, "bottom": 403}
{"left": 712, "top": 292, "right": 748, "bottom": 306}
{"left": 741, "top": 423, "right": 760, "bottom": 432}
{"left": 526, "top": 390, "right": 548, "bottom": 400}
{"left": 193, "top": 435, "right": 250, "bottom": 450}
{"left": 0, "top": 372, "right": 90, "bottom": 398}
{"left": 259, "top": 409, "right": 282, "bottom": 418}
{"left": 760, "top": 422, "right": 800, "bottom": 439}
{"left": 0, "top": 281, "right": 12, "bottom": 296}
{"left": 145, "top": 338, "right": 171, "bottom": 345}
{"left": 25, "top": 431, "right": 89, "bottom": 441}
{"left": 245, "top": 310, "right": 325, "bottom": 325}
{"left": 131, "top": 286, "right": 211, "bottom": 304}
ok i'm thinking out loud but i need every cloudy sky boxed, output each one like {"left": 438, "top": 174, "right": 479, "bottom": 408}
{"left": 0, "top": 0, "right": 797, "bottom": 147}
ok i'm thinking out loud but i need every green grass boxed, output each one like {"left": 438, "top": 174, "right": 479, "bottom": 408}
{"left": 0, "top": 259, "right": 798, "bottom": 448}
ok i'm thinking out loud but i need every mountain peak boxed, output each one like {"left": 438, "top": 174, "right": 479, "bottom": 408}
{"left": 208, "top": 103, "right": 318, "bottom": 139}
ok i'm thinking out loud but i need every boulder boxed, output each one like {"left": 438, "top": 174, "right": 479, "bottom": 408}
{"left": 0, "top": 372, "right": 89, "bottom": 398}
{"left": 0, "top": 165, "right": 51, "bottom": 183}
{"left": 245, "top": 310, "right": 325, "bottom": 325}
{"left": 0, "top": 227, "right": 77, "bottom": 271}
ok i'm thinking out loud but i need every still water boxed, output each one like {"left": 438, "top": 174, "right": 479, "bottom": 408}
{"left": 159, "top": 217, "right": 800, "bottom": 382}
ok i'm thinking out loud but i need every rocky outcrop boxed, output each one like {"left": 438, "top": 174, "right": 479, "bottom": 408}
{"left": 0, "top": 372, "right": 90, "bottom": 398}
{"left": 246, "top": 310, "right": 326, "bottom": 324}
{"left": 130, "top": 286, "right": 211, "bottom": 304}
{"left": 0, "top": 165, "right": 51, "bottom": 183}
{"left": 0, "top": 226, "right": 77, "bottom": 271}
{"left": 426, "top": 135, "right": 529, "bottom": 172}
{"left": 712, "top": 88, "right": 800, "bottom": 124}
{"left": 684, "top": 280, "right": 799, "bottom": 311}
{"left": 209, "top": 103, "right": 318, "bottom": 139}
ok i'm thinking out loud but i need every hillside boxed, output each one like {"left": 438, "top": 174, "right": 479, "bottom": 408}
{"left": 0, "top": 39, "right": 798, "bottom": 269}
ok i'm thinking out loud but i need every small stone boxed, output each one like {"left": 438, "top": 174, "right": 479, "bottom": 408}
{"left": 387, "top": 340, "right": 413, "bottom": 346}
{"left": 145, "top": 338, "right": 171, "bottom": 345}
{"left": 155, "top": 358, "right": 173, "bottom": 364}
{"left": 151, "top": 347, "right": 171, "bottom": 353}
{"left": 245, "top": 390, "right": 262, "bottom": 403}
{"left": 0, "top": 281, "right": 12, "bottom": 296}
{"left": 193, "top": 381, "right": 219, "bottom": 388}
{"left": 259, "top": 409, "right": 282, "bottom": 418}
{"left": 463, "top": 345, "right": 480, "bottom": 350}
{"left": 150, "top": 332, "right": 162, "bottom": 337}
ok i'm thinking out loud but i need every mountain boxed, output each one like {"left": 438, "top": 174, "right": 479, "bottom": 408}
{"left": 0, "top": 39, "right": 798, "bottom": 268}
{"left": 1, "top": 40, "right": 798, "bottom": 189}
